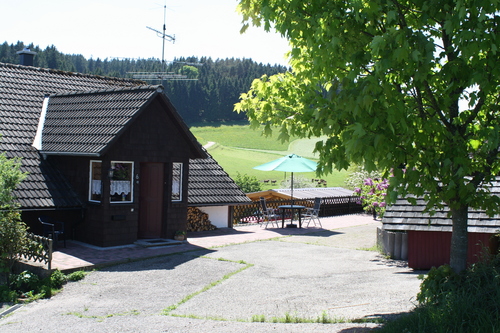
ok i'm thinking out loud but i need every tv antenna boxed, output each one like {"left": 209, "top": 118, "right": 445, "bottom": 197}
{"left": 130, "top": 1, "right": 201, "bottom": 81}
{"left": 146, "top": 1, "right": 175, "bottom": 68}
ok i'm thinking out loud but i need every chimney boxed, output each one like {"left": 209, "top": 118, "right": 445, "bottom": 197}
{"left": 17, "top": 48, "right": 37, "bottom": 66}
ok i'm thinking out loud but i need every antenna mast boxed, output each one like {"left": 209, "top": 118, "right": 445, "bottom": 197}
{"left": 129, "top": 1, "right": 200, "bottom": 81}
{"left": 146, "top": 1, "right": 175, "bottom": 69}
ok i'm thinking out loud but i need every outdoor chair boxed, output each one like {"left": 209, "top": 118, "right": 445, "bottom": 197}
{"left": 259, "top": 197, "right": 280, "bottom": 228}
{"left": 39, "top": 215, "right": 66, "bottom": 249}
{"left": 302, "top": 197, "right": 322, "bottom": 228}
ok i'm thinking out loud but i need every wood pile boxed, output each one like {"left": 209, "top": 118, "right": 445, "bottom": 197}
{"left": 187, "top": 207, "right": 217, "bottom": 232}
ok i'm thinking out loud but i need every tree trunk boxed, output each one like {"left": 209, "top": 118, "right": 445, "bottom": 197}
{"left": 449, "top": 205, "right": 469, "bottom": 273}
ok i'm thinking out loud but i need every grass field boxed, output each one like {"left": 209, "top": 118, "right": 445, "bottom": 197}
{"left": 190, "top": 124, "right": 349, "bottom": 189}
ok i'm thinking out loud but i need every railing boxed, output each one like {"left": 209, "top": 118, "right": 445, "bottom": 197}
{"left": 232, "top": 196, "right": 363, "bottom": 225}
{"left": 21, "top": 233, "right": 53, "bottom": 270}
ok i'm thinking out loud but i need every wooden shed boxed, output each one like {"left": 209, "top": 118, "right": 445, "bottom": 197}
{"left": 382, "top": 187, "right": 500, "bottom": 269}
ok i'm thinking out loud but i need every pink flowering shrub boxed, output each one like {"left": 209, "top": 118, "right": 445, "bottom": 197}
{"left": 354, "top": 178, "right": 389, "bottom": 218}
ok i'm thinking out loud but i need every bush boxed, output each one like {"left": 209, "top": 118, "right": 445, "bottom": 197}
{"left": 0, "top": 284, "right": 18, "bottom": 302}
{"left": 66, "top": 270, "right": 87, "bottom": 282}
{"left": 0, "top": 210, "right": 28, "bottom": 283}
{"left": 380, "top": 254, "right": 500, "bottom": 332}
{"left": 234, "top": 172, "right": 262, "bottom": 193}
{"left": 0, "top": 269, "right": 88, "bottom": 303}
{"left": 416, "top": 264, "right": 459, "bottom": 306}
{"left": 0, "top": 151, "right": 28, "bottom": 283}
{"left": 9, "top": 271, "right": 40, "bottom": 294}
{"left": 50, "top": 269, "right": 67, "bottom": 289}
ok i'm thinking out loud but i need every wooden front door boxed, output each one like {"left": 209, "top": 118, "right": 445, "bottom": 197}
{"left": 138, "top": 163, "right": 164, "bottom": 238}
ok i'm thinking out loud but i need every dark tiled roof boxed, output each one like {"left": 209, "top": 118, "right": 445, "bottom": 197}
{"left": 41, "top": 86, "right": 160, "bottom": 155}
{"left": 188, "top": 149, "right": 251, "bottom": 206}
{"left": 382, "top": 181, "right": 500, "bottom": 233}
{"left": 0, "top": 63, "right": 142, "bottom": 208}
{"left": 1, "top": 62, "right": 231, "bottom": 209}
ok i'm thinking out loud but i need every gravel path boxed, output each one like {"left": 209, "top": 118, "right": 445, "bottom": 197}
{"left": 0, "top": 223, "right": 422, "bottom": 332}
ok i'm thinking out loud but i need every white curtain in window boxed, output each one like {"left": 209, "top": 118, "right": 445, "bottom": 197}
{"left": 91, "top": 180, "right": 102, "bottom": 194}
{"left": 111, "top": 180, "right": 131, "bottom": 195}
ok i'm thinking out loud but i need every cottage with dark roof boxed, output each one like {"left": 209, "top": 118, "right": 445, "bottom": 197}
{"left": 1, "top": 54, "right": 212, "bottom": 247}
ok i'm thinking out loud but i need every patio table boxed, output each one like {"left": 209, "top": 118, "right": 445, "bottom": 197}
{"left": 278, "top": 205, "right": 306, "bottom": 228}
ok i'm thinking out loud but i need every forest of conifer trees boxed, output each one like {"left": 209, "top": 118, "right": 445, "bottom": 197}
{"left": 0, "top": 41, "right": 287, "bottom": 124}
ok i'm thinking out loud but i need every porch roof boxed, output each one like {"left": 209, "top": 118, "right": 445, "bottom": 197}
{"left": 188, "top": 149, "right": 251, "bottom": 206}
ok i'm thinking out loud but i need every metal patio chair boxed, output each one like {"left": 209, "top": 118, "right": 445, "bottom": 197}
{"left": 302, "top": 197, "right": 322, "bottom": 227}
{"left": 259, "top": 197, "right": 280, "bottom": 228}
{"left": 39, "top": 215, "right": 66, "bottom": 249}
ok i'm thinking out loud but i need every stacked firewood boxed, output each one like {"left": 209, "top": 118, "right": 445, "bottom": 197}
{"left": 187, "top": 207, "right": 217, "bottom": 232}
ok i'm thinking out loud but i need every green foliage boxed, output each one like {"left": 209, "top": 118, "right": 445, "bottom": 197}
{"left": 236, "top": 0, "right": 500, "bottom": 272}
{"left": 50, "top": 269, "right": 67, "bottom": 289}
{"left": 0, "top": 284, "right": 18, "bottom": 302}
{"left": 0, "top": 269, "right": 87, "bottom": 303}
{"left": 0, "top": 209, "right": 28, "bottom": 277}
{"left": 0, "top": 153, "right": 26, "bottom": 206}
{"left": 9, "top": 271, "right": 40, "bottom": 294}
{"left": 234, "top": 172, "right": 262, "bottom": 193}
{"left": 66, "top": 270, "right": 87, "bottom": 282}
{"left": 416, "top": 265, "right": 458, "bottom": 306}
{"left": 381, "top": 256, "right": 500, "bottom": 332}
{"left": 0, "top": 151, "right": 28, "bottom": 280}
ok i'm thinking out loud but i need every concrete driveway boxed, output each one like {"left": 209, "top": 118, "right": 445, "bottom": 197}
{"left": 0, "top": 216, "right": 422, "bottom": 332}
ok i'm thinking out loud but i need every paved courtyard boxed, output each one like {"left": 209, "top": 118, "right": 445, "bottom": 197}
{"left": 0, "top": 214, "right": 423, "bottom": 332}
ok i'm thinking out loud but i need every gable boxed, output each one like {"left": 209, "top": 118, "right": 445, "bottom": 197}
{"left": 38, "top": 86, "right": 159, "bottom": 155}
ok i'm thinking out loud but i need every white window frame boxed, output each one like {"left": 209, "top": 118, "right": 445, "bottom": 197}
{"left": 110, "top": 161, "right": 134, "bottom": 204}
{"left": 171, "top": 162, "right": 183, "bottom": 202}
{"left": 89, "top": 160, "right": 102, "bottom": 203}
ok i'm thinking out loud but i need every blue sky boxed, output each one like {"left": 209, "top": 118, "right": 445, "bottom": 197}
{"left": 1, "top": 0, "right": 290, "bottom": 66}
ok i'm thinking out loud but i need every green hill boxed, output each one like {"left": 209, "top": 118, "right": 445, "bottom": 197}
{"left": 190, "top": 124, "right": 348, "bottom": 190}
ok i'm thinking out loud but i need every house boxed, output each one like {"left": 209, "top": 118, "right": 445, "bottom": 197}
{"left": 1, "top": 52, "right": 209, "bottom": 247}
{"left": 382, "top": 186, "right": 500, "bottom": 269}
{"left": 188, "top": 148, "right": 251, "bottom": 228}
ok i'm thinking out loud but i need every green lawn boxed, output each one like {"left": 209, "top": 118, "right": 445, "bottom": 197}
{"left": 191, "top": 124, "right": 349, "bottom": 189}
{"left": 190, "top": 124, "right": 292, "bottom": 151}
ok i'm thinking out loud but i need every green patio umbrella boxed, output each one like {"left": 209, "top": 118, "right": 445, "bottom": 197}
{"left": 254, "top": 154, "right": 318, "bottom": 203}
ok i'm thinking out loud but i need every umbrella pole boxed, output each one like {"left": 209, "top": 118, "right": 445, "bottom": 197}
{"left": 291, "top": 172, "right": 294, "bottom": 206}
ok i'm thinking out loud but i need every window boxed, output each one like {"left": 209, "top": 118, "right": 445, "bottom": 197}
{"left": 110, "top": 161, "right": 134, "bottom": 203}
{"left": 171, "top": 162, "right": 183, "bottom": 202}
{"left": 89, "top": 160, "right": 102, "bottom": 202}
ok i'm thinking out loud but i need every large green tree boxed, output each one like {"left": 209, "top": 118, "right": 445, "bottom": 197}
{"left": 235, "top": 0, "right": 500, "bottom": 273}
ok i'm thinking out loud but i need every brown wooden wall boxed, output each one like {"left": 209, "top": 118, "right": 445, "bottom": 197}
{"left": 407, "top": 230, "right": 498, "bottom": 270}
{"left": 44, "top": 97, "right": 198, "bottom": 247}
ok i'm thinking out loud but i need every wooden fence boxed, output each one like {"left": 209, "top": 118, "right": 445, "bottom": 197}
{"left": 21, "top": 233, "right": 53, "bottom": 270}
{"left": 232, "top": 196, "right": 363, "bottom": 225}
